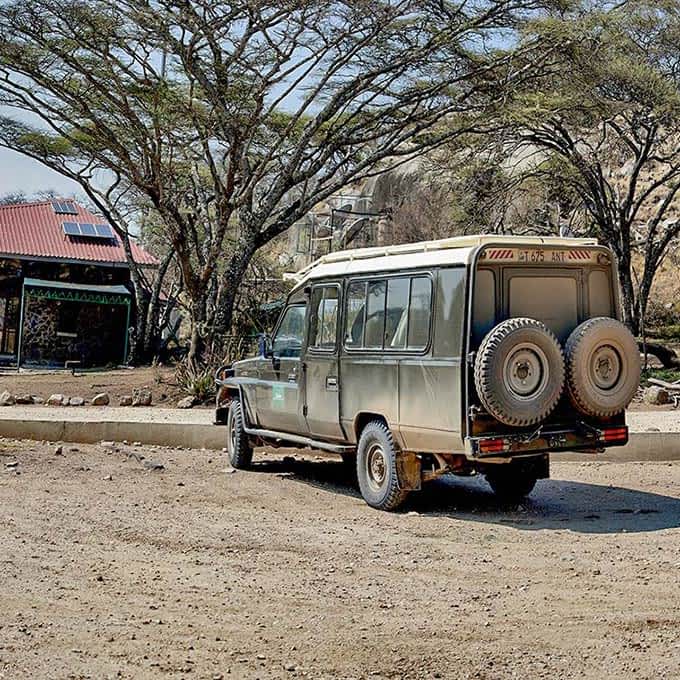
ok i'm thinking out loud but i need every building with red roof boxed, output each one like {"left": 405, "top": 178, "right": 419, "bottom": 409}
{"left": 0, "top": 199, "right": 157, "bottom": 367}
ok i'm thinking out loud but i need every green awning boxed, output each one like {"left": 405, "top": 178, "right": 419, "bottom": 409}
{"left": 23, "top": 278, "right": 131, "bottom": 306}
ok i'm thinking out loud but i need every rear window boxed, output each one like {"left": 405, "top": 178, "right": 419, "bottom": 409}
{"left": 508, "top": 275, "right": 578, "bottom": 342}
{"left": 589, "top": 270, "right": 613, "bottom": 317}
{"left": 473, "top": 269, "right": 496, "bottom": 346}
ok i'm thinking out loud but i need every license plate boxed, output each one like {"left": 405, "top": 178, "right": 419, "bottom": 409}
{"left": 518, "top": 249, "right": 570, "bottom": 264}
{"left": 482, "top": 247, "right": 594, "bottom": 263}
{"left": 518, "top": 248, "right": 545, "bottom": 263}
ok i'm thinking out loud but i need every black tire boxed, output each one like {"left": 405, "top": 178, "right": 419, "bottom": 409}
{"left": 474, "top": 318, "right": 565, "bottom": 427}
{"left": 356, "top": 420, "right": 409, "bottom": 511}
{"left": 485, "top": 467, "right": 537, "bottom": 503}
{"left": 226, "top": 399, "right": 253, "bottom": 469}
{"left": 565, "top": 317, "right": 640, "bottom": 417}
{"left": 340, "top": 451, "right": 356, "bottom": 467}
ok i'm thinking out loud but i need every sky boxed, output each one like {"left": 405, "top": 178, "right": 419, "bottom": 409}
{"left": 0, "top": 147, "right": 83, "bottom": 200}
{"left": 0, "top": 104, "right": 84, "bottom": 200}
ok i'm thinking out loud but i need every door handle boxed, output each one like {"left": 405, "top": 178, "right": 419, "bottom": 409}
{"left": 288, "top": 371, "right": 298, "bottom": 382}
{"left": 326, "top": 376, "right": 338, "bottom": 389}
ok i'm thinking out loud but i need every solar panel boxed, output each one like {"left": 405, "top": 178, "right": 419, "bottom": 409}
{"left": 63, "top": 222, "right": 80, "bottom": 236}
{"left": 94, "top": 224, "right": 114, "bottom": 238}
{"left": 62, "top": 221, "right": 115, "bottom": 240}
{"left": 52, "top": 201, "right": 78, "bottom": 215}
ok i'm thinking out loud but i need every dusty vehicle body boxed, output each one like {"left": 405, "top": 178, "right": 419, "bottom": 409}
{"left": 216, "top": 235, "right": 640, "bottom": 510}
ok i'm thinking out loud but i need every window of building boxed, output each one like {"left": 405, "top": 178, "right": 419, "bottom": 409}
{"left": 309, "top": 286, "right": 339, "bottom": 349}
{"left": 57, "top": 301, "right": 80, "bottom": 337}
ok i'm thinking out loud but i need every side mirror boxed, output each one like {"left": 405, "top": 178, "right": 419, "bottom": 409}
{"left": 257, "top": 333, "right": 273, "bottom": 358}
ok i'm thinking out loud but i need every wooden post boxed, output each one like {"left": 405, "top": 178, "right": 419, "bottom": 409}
{"left": 16, "top": 283, "right": 26, "bottom": 368}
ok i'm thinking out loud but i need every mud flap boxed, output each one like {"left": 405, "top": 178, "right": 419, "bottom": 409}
{"left": 397, "top": 452, "right": 422, "bottom": 491}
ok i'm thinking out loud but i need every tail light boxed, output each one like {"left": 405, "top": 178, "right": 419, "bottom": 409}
{"left": 479, "top": 437, "right": 507, "bottom": 454}
{"left": 602, "top": 426, "right": 628, "bottom": 443}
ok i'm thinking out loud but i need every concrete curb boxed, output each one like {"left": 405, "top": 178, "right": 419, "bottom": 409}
{"left": 0, "top": 412, "right": 678, "bottom": 461}
{"left": 0, "top": 417, "right": 225, "bottom": 450}
{"left": 562, "top": 433, "right": 680, "bottom": 462}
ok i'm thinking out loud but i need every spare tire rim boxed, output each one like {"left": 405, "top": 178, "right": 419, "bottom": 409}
{"left": 502, "top": 342, "right": 549, "bottom": 399}
{"left": 589, "top": 344, "right": 622, "bottom": 391}
{"left": 366, "top": 442, "right": 387, "bottom": 492}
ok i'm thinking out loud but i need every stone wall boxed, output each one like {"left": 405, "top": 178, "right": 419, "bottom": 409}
{"left": 22, "top": 297, "right": 128, "bottom": 367}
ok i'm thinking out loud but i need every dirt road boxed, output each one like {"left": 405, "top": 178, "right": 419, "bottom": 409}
{"left": 1, "top": 440, "right": 679, "bottom": 679}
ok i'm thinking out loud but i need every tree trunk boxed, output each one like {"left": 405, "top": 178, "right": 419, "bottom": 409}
{"left": 614, "top": 249, "right": 639, "bottom": 335}
{"left": 187, "top": 299, "right": 206, "bottom": 367}
{"left": 143, "top": 250, "right": 175, "bottom": 358}
{"left": 212, "top": 234, "right": 259, "bottom": 350}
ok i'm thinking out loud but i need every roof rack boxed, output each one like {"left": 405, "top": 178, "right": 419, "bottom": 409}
{"left": 286, "top": 234, "right": 598, "bottom": 282}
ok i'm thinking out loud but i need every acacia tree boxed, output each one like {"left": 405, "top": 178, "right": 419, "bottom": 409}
{"left": 505, "top": 1, "right": 680, "bottom": 333}
{"left": 0, "top": 0, "right": 550, "bottom": 364}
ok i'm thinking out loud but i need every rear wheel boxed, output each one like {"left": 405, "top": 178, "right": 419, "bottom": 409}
{"left": 485, "top": 466, "right": 537, "bottom": 503}
{"left": 356, "top": 420, "right": 409, "bottom": 511}
{"left": 226, "top": 399, "right": 253, "bottom": 469}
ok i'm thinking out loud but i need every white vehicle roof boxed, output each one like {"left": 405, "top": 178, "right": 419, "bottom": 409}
{"left": 287, "top": 234, "right": 599, "bottom": 287}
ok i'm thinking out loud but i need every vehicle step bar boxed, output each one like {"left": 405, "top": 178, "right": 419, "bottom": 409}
{"left": 243, "top": 424, "right": 355, "bottom": 454}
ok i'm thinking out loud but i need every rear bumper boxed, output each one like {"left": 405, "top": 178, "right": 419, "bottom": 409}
{"left": 467, "top": 422, "right": 628, "bottom": 458}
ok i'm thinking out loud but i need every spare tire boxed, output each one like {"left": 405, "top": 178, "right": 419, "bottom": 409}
{"left": 565, "top": 317, "right": 640, "bottom": 417}
{"left": 475, "top": 318, "right": 565, "bottom": 427}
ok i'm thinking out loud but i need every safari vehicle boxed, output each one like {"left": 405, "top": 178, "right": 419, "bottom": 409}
{"left": 215, "top": 235, "right": 640, "bottom": 511}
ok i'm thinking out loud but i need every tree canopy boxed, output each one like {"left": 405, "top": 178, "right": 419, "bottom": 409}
{"left": 0, "top": 0, "right": 553, "bottom": 362}
{"left": 504, "top": 0, "right": 680, "bottom": 332}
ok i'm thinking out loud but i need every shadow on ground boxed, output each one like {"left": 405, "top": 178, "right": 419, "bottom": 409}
{"left": 251, "top": 456, "right": 680, "bottom": 534}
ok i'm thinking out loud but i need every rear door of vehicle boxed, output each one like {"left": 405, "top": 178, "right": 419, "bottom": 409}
{"left": 303, "top": 282, "right": 344, "bottom": 439}
{"left": 503, "top": 267, "right": 583, "bottom": 343}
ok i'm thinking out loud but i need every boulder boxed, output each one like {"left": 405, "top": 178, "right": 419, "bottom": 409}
{"left": 32, "top": 396, "right": 44, "bottom": 405}
{"left": 0, "top": 390, "right": 15, "bottom": 406}
{"left": 69, "top": 396, "right": 85, "bottom": 406}
{"left": 92, "top": 392, "right": 110, "bottom": 406}
{"left": 47, "top": 394, "right": 66, "bottom": 406}
{"left": 15, "top": 394, "right": 33, "bottom": 405}
{"left": 644, "top": 386, "right": 670, "bottom": 405}
{"left": 131, "top": 387, "right": 152, "bottom": 407}
{"left": 119, "top": 395, "right": 133, "bottom": 406}
{"left": 177, "top": 396, "right": 196, "bottom": 409}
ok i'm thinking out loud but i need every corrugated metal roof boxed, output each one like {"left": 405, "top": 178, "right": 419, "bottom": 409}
{"left": 0, "top": 200, "right": 157, "bottom": 266}
{"left": 23, "top": 277, "right": 131, "bottom": 295}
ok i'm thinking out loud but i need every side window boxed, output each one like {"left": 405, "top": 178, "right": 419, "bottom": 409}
{"left": 272, "top": 305, "right": 307, "bottom": 358}
{"left": 344, "top": 275, "right": 433, "bottom": 351}
{"left": 407, "top": 276, "right": 432, "bottom": 349}
{"left": 365, "top": 281, "right": 386, "bottom": 348}
{"left": 309, "top": 286, "right": 339, "bottom": 350}
{"left": 385, "top": 277, "right": 409, "bottom": 348}
{"left": 345, "top": 281, "right": 367, "bottom": 347}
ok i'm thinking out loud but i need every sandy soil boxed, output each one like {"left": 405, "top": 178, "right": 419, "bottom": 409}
{"left": 0, "top": 366, "right": 186, "bottom": 406}
{"left": 1, "top": 440, "right": 679, "bottom": 680}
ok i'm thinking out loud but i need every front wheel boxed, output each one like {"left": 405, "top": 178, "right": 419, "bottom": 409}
{"left": 356, "top": 420, "right": 409, "bottom": 511}
{"left": 226, "top": 399, "right": 253, "bottom": 469}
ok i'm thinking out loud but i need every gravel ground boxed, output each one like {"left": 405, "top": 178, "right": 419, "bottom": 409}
{"left": 1, "top": 440, "right": 679, "bottom": 680}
